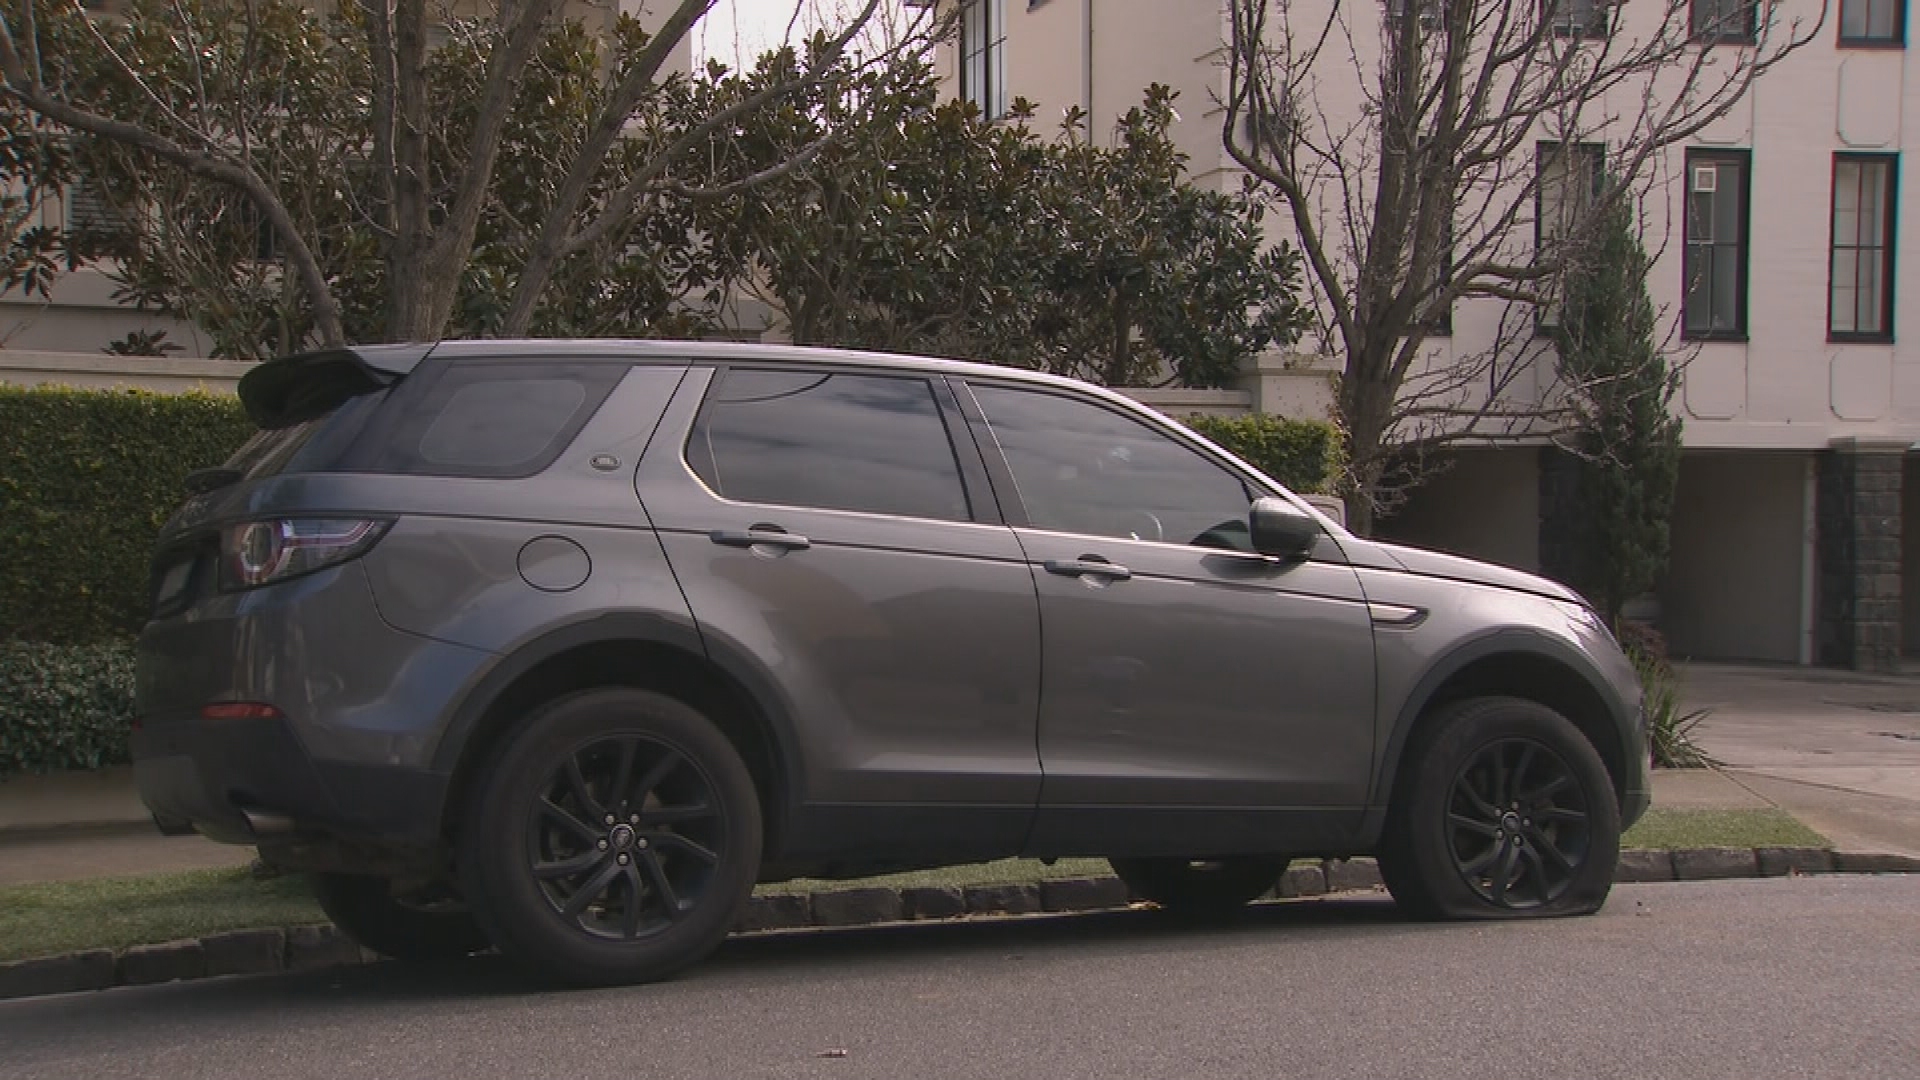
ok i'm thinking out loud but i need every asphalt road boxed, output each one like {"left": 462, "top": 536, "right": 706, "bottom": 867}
{"left": 3, "top": 878, "right": 1917, "bottom": 1080}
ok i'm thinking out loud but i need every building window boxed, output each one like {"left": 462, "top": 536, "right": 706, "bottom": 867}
{"left": 1423, "top": 216, "right": 1454, "bottom": 336}
{"left": 1829, "top": 154, "right": 1897, "bottom": 342}
{"left": 1682, "top": 148, "right": 1751, "bottom": 341}
{"left": 1690, "top": 0, "right": 1758, "bottom": 43}
{"left": 1535, "top": 141, "right": 1604, "bottom": 328}
{"left": 1546, "top": 0, "right": 1609, "bottom": 37}
{"left": 960, "top": 0, "right": 1007, "bottom": 121}
{"left": 1839, "top": 0, "right": 1905, "bottom": 44}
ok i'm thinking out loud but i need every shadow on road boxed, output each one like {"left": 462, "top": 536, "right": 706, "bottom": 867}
{"left": 1, "top": 893, "right": 1412, "bottom": 1020}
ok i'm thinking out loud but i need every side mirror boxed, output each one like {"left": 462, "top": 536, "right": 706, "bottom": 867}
{"left": 1249, "top": 497, "right": 1321, "bottom": 559}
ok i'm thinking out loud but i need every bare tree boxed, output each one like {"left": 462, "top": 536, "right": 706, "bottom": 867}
{"left": 0, "top": 0, "right": 936, "bottom": 349}
{"left": 1222, "top": 0, "right": 1824, "bottom": 533}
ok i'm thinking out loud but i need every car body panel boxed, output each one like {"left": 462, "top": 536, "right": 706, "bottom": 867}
{"left": 633, "top": 366, "right": 1045, "bottom": 860}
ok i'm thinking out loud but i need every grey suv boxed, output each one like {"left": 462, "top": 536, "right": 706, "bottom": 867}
{"left": 134, "top": 340, "right": 1650, "bottom": 985}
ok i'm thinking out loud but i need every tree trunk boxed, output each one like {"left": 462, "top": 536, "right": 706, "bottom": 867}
{"left": 1102, "top": 288, "right": 1130, "bottom": 386}
{"left": 1340, "top": 344, "right": 1396, "bottom": 537}
{"left": 386, "top": 248, "right": 469, "bottom": 342}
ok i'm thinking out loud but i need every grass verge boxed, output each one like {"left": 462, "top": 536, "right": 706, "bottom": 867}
{"left": 1619, "top": 807, "right": 1827, "bottom": 850}
{"left": 0, "top": 807, "right": 1832, "bottom": 965}
{"left": 0, "top": 867, "right": 320, "bottom": 963}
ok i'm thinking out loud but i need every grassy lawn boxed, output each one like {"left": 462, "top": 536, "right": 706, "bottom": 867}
{"left": 0, "top": 807, "right": 1831, "bottom": 965}
{"left": 1620, "top": 807, "right": 1827, "bottom": 851}
{"left": 0, "top": 867, "right": 322, "bottom": 964}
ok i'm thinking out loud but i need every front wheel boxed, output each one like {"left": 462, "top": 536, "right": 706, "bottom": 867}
{"left": 458, "top": 688, "right": 762, "bottom": 987}
{"left": 309, "top": 873, "right": 490, "bottom": 962}
{"left": 1109, "top": 856, "right": 1285, "bottom": 914}
{"left": 1376, "top": 696, "right": 1620, "bottom": 920}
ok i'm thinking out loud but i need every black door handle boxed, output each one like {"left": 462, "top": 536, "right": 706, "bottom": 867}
{"left": 1043, "top": 557, "right": 1132, "bottom": 581}
{"left": 710, "top": 526, "right": 811, "bottom": 551}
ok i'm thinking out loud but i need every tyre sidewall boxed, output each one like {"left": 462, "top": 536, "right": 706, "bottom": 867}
{"left": 459, "top": 688, "right": 763, "bottom": 985}
{"left": 1396, "top": 697, "right": 1621, "bottom": 919}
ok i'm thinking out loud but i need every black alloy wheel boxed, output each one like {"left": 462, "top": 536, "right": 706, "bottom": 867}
{"left": 527, "top": 734, "right": 725, "bottom": 940}
{"left": 459, "top": 688, "right": 762, "bottom": 986}
{"left": 1443, "top": 737, "right": 1591, "bottom": 909}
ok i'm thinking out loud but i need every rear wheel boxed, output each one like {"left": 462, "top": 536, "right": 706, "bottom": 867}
{"left": 1108, "top": 856, "right": 1285, "bottom": 914}
{"left": 1377, "top": 696, "right": 1619, "bottom": 920}
{"left": 309, "top": 873, "right": 489, "bottom": 962}
{"left": 458, "top": 688, "right": 762, "bottom": 986}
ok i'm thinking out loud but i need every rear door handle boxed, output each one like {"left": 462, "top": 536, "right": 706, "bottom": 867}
{"left": 710, "top": 526, "right": 811, "bottom": 551}
{"left": 1043, "top": 557, "right": 1132, "bottom": 581}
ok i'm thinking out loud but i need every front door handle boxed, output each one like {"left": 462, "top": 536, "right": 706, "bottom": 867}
{"left": 710, "top": 526, "right": 811, "bottom": 551}
{"left": 1043, "top": 557, "right": 1132, "bottom": 581}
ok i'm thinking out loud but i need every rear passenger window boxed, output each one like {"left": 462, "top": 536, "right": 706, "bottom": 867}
{"left": 419, "top": 379, "right": 587, "bottom": 469}
{"left": 373, "top": 362, "right": 620, "bottom": 477}
{"left": 688, "top": 369, "right": 971, "bottom": 522}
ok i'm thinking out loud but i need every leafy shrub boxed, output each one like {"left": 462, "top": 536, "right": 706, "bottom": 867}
{"left": 1615, "top": 620, "right": 1711, "bottom": 769}
{"left": 0, "top": 641, "right": 136, "bottom": 777}
{"left": 0, "top": 385, "right": 255, "bottom": 643}
{"left": 1182, "top": 413, "right": 1343, "bottom": 495}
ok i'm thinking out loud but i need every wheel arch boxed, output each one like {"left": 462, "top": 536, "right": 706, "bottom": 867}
{"left": 1375, "top": 630, "right": 1635, "bottom": 812}
{"left": 431, "top": 613, "right": 803, "bottom": 859}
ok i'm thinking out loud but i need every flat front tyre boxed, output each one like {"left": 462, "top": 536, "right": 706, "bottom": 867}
{"left": 1377, "top": 696, "right": 1620, "bottom": 920}
{"left": 458, "top": 688, "right": 762, "bottom": 986}
{"left": 1108, "top": 856, "right": 1285, "bottom": 914}
{"left": 309, "top": 873, "right": 490, "bottom": 962}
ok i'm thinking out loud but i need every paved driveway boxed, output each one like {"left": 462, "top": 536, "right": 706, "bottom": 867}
{"left": 1682, "top": 663, "right": 1920, "bottom": 856}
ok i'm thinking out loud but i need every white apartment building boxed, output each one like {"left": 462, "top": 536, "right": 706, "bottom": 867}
{"left": 932, "top": 0, "right": 1917, "bottom": 670}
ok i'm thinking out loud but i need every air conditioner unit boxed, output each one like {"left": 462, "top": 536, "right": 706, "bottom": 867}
{"left": 1691, "top": 165, "right": 1718, "bottom": 194}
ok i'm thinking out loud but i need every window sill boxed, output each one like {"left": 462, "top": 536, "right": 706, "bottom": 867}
{"left": 1681, "top": 331, "right": 1750, "bottom": 343}
{"left": 1691, "top": 34, "right": 1758, "bottom": 47}
{"left": 1828, "top": 332, "right": 1896, "bottom": 345}
{"left": 1836, "top": 37, "right": 1907, "bottom": 50}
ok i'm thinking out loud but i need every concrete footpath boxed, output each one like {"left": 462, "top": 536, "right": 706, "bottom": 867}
{"left": 1680, "top": 663, "right": 1920, "bottom": 859}
{"left": 2, "top": 661, "right": 1919, "bottom": 885}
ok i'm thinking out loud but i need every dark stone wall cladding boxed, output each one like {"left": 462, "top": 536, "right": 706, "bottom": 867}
{"left": 1818, "top": 448, "right": 1904, "bottom": 672}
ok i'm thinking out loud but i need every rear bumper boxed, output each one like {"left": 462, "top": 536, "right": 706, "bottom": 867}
{"left": 133, "top": 560, "right": 490, "bottom": 847}
{"left": 133, "top": 715, "right": 449, "bottom": 847}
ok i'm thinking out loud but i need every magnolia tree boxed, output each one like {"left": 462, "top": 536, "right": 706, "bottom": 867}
{"left": 727, "top": 71, "right": 1312, "bottom": 387}
{"left": 0, "top": 0, "right": 937, "bottom": 355}
{"left": 1222, "top": 0, "right": 1824, "bottom": 532}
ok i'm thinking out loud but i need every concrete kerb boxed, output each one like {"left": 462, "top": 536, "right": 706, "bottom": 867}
{"left": 3, "top": 848, "right": 1915, "bottom": 1003}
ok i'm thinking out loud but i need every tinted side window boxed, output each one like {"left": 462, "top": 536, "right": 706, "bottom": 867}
{"left": 688, "top": 370, "right": 971, "bottom": 522}
{"left": 369, "top": 362, "right": 621, "bottom": 478}
{"left": 971, "top": 384, "right": 1255, "bottom": 549}
{"left": 418, "top": 379, "right": 586, "bottom": 468}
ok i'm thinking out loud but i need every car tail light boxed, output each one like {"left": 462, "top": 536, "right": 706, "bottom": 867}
{"left": 219, "top": 518, "right": 390, "bottom": 591}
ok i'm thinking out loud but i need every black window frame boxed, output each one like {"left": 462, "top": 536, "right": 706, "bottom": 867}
{"left": 1534, "top": 140, "right": 1606, "bottom": 333}
{"left": 1681, "top": 147, "right": 1753, "bottom": 343}
{"left": 1546, "top": 0, "right": 1610, "bottom": 39}
{"left": 1421, "top": 214, "right": 1455, "bottom": 337}
{"left": 1837, "top": 0, "right": 1907, "bottom": 46}
{"left": 683, "top": 365, "right": 987, "bottom": 525}
{"left": 1827, "top": 152, "right": 1899, "bottom": 344}
{"left": 959, "top": 0, "right": 1007, "bottom": 122}
{"left": 1690, "top": 0, "right": 1758, "bottom": 43}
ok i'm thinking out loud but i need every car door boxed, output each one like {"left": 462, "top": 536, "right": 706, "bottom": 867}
{"left": 959, "top": 380, "right": 1377, "bottom": 858}
{"left": 636, "top": 365, "right": 1042, "bottom": 864}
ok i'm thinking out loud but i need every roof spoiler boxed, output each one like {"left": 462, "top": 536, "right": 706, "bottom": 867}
{"left": 237, "top": 344, "right": 435, "bottom": 428}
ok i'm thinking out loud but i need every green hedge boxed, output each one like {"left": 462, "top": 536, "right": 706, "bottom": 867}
{"left": 0, "top": 641, "right": 135, "bottom": 777}
{"left": 0, "top": 386, "right": 255, "bottom": 644}
{"left": 1182, "top": 413, "right": 1343, "bottom": 495}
